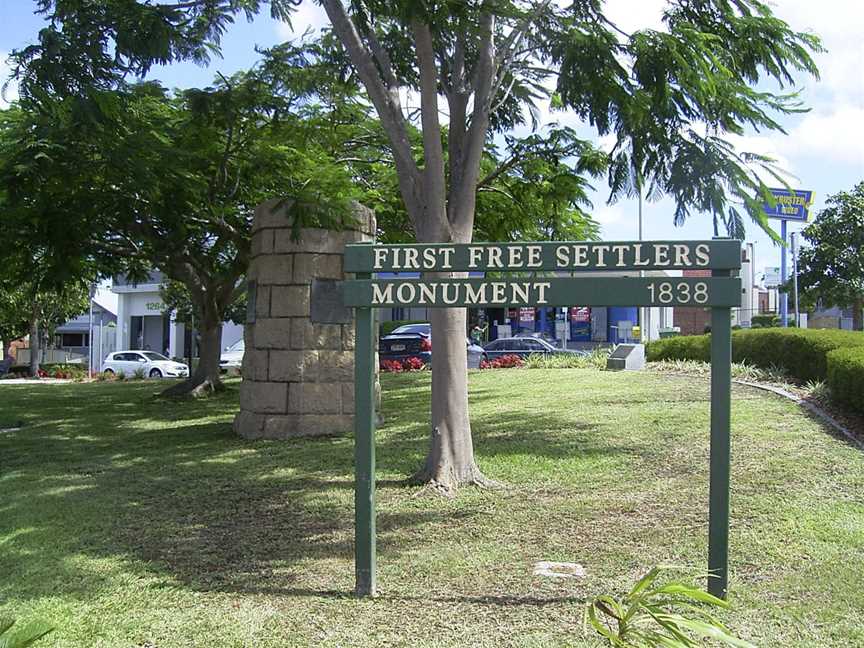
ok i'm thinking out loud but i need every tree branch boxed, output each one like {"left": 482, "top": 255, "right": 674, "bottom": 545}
{"left": 321, "top": 0, "right": 422, "bottom": 221}
{"left": 412, "top": 18, "right": 449, "bottom": 241}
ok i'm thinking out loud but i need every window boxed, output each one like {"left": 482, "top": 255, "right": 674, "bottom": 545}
{"left": 524, "top": 339, "right": 545, "bottom": 351}
{"left": 143, "top": 352, "right": 168, "bottom": 361}
{"left": 59, "top": 333, "right": 88, "bottom": 347}
{"left": 485, "top": 340, "right": 506, "bottom": 350}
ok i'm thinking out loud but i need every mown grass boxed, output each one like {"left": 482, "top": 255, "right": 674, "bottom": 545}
{"left": 1, "top": 369, "right": 862, "bottom": 647}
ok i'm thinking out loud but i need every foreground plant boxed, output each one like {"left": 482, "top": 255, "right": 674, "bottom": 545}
{"left": 585, "top": 567, "right": 756, "bottom": 648}
{"left": 0, "top": 617, "right": 53, "bottom": 647}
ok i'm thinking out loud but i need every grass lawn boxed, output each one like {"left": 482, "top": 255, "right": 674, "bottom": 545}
{"left": 1, "top": 369, "right": 863, "bottom": 647}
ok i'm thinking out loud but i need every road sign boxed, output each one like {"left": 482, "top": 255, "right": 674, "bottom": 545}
{"left": 763, "top": 188, "right": 814, "bottom": 222}
{"left": 342, "top": 239, "right": 740, "bottom": 600}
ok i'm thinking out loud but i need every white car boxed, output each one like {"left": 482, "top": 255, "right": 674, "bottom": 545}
{"left": 103, "top": 351, "right": 189, "bottom": 379}
{"left": 220, "top": 339, "right": 245, "bottom": 372}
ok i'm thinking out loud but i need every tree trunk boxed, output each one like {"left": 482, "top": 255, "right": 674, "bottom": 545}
{"left": 413, "top": 306, "right": 491, "bottom": 493}
{"left": 853, "top": 297, "right": 863, "bottom": 331}
{"left": 28, "top": 319, "right": 40, "bottom": 377}
{"left": 162, "top": 315, "right": 223, "bottom": 398}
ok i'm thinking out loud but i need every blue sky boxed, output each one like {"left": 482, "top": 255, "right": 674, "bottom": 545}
{"left": 2, "top": 1, "right": 862, "bottom": 276}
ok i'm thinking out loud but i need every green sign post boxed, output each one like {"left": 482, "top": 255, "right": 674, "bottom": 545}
{"left": 342, "top": 239, "right": 741, "bottom": 599}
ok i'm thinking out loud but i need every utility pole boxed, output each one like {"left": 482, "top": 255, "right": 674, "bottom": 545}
{"left": 791, "top": 232, "right": 800, "bottom": 327}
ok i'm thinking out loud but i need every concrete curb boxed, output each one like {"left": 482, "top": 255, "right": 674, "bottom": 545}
{"left": 734, "top": 379, "right": 864, "bottom": 450}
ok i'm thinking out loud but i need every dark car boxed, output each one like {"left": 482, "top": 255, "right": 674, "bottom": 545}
{"left": 483, "top": 336, "right": 586, "bottom": 360}
{"left": 379, "top": 323, "right": 486, "bottom": 367}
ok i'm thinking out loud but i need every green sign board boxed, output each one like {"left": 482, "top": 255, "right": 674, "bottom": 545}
{"left": 342, "top": 277, "right": 740, "bottom": 308}
{"left": 343, "top": 239, "right": 738, "bottom": 601}
{"left": 344, "top": 239, "right": 741, "bottom": 273}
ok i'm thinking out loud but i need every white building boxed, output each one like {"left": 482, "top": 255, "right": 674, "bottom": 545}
{"left": 112, "top": 272, "right": 243, "bottom": 359}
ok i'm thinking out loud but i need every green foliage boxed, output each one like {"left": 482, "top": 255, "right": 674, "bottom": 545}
{"left": 522, "top": 349, "right": 609, "bottom": 370}
{"left": 750, "top": 314, "right": 780, "bottom": 328}
{"left": 826, "top": 347, "right": 864, "bottom": 415}
{"left": 115, "top": 370, "right": 126, "bottom": 381}
{"left": 792, "top": 182, "right": 864, "bottom": 327}
{"left": 0, "top": 616, "right": 53, "bottom": 647}
{"left": 132, "top": 368, "right": 146, "bottom": 381}
{"left": 585, "top": 566, "right": 755, "bottom": 648}
{"left": 647, "top": 328, "right": 864, "bottom": 384}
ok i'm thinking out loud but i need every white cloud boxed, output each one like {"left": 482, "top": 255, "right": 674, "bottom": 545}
{"left": 274, "top": 4, "right": 330, "bottom": 41}
{"left": 779, "top": 103, "right": 864, "bottom": 166}
{"left": 0, "top": 51, "right": 19, "bottom": 108}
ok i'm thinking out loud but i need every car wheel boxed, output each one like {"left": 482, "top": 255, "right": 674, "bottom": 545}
{"left": 149, "top": 368, "right": 163, "bottom": 379}
{"left": 103, "top": 368, "right": 114, "bottom": 375}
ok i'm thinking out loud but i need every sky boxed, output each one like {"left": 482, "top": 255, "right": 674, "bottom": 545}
{"left": 2, "top": 0, "right": 862, "bottom": 277}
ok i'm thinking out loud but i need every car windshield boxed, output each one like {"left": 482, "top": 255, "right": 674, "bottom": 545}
{"left": 226, "top": 339, "right": 245, "bottom": 352}
{"left": 142, "top": 352, "right": 169, "bottom": 361}
{"left": 391, "top": 324, "right": 430, "bottom": 335}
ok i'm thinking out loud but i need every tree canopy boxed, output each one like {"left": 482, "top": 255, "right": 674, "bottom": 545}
{"left": 794, "top": 182, "right": 864, "bottom": 331}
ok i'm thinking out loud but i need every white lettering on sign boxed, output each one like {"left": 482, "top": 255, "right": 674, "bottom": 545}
{"left": 369, "top": 281, "right": 553, "bottom": 306}
{"left": 368, "top": 242, "right": 721, "bottom": 271}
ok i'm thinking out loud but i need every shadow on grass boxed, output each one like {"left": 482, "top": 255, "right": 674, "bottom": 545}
{"left": 0, "top": 376, "right": 633, "bottom": 603}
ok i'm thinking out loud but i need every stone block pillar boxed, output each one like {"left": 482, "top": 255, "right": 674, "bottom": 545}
{"left": 234, "top": 199, "right": 375, "bottom": 439}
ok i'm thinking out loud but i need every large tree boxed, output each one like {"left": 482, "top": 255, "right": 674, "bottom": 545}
{"left": 794, "top": 182, "right": 864, "bottom": 331}
{"left": 11, "top": 0, "right": 820, "bottom": 491}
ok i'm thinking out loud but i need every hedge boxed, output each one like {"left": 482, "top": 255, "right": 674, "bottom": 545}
{"left": 826, "top": 347, "right": 864, "bottom": 414}
{"left": 647, "top": 328, "right": 864, "bottom": 383}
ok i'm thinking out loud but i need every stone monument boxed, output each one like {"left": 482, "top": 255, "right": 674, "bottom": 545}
{"left": 234, "top": 198, "right": 375, "bottom": 439}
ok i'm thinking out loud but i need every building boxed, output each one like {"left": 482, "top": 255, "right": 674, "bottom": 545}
{"left": 54, "top": 304, "right": 117, "bottom": 364}
{"left": 112, "top": 272, "right": 243, "bottom": 359}
{"left": 377, "top": 269, "right": 676, "bottom": 346}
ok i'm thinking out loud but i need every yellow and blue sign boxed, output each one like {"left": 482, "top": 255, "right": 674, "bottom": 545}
{"left": 763, "top": 188, "right": 814, "bottom": 221}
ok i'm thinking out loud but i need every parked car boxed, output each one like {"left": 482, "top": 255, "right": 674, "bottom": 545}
{"left": 103, "top": 351, "right": 189, "bottom": 378}
{"left": 379, "top": 323, "right": 486, "bottom": 367}
{"left": 220, "top": 338, "right": 245, "bottom": 372}
{"left": 483, "top": 336, "right": 586, "bottom": 360}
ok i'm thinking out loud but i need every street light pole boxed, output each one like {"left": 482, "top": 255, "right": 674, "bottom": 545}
{"left": 791, "top": 232, "right": 800, "bottom": 328}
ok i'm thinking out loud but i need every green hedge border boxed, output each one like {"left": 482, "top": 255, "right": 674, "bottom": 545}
{"left": 647, "top": 328, "right": 864, "bottom": 413}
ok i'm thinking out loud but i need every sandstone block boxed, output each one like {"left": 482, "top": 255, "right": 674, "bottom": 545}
{"left": 290, "top": 320, "right": 342, "bottom": 350}
{"left": 254, "top": 285, "right": 271, "bottom": 319}
{"left": 256, "top": 254, "right": 293, "bottom": 286}
{"left": 271, "top": 285, "right": 310, "bottom": 318}
{"left": 250, "top": 229, "right": 274, "bottom": 257}
{"left": 341, "top": 383, "right": 355, "bottom": 414}
{"left": 252, "top": 198, "right": 294, "bottom": 231}
{"left": 253, "top": 318, "right": 291, "bottom": 349}
{"left": 264, "top": 414, "right": 352, "bottom": 438}
{"left": 233, "top": 411, "right": 267, "bottom": 439}
{"left": 292, "top": 254, "right": 343, "bottom": 283}
{"left": 240, "top": 380, "right": 288, "bottom": 413}
{"left": 269, "top": 349, "right": 318, "bottom": 382}
{"left": 319, "top": 350, "right": 354, "bottom": 382}
{"left": 241, "top": 347, "right": 269, "bottom": 381}
{"left": 288, "top": 382, "right": 342, "bottom": 414}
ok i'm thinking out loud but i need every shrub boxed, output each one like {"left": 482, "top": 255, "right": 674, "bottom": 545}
{"left": 647, "top": 328, "right": 864, "bottom": 384}
{"left": 523, "top": 349, "right": 610, "bottom": 370}
{"left": 379, "top": 357, "right": 428, "bottom": 373}
{"left": 585, "top": 566, "right": 755, "bottom": 648}
{"left": 479, "top": 354, "right": 525, "bottom": 369}
{"left": 751, "top": 313, "right": 780, "bottom": 328}
{"left": 827, "top": 346, "right": 864, "bottom": 414}
{"left": 0, "top": 617, "right": 53, "bottom": 647}
{"left": 132, "top": 368, "right": 147, "bottom": 380}
{"left": 116, "top": 370, "right": 127, "bottom": 381}
{"left": 42, "top": 363, "right": 87, "bottom": 381}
